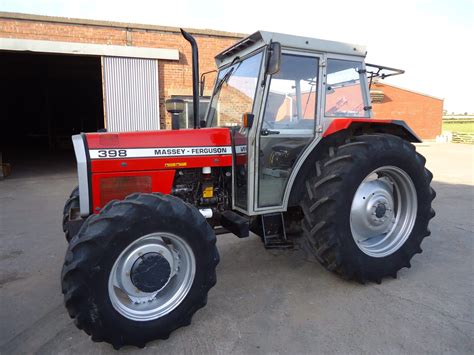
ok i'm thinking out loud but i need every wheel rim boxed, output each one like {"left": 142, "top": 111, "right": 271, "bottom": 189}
{"left": 350, "top": 166, "right": 417, "bottom": 258}
{"left": 108, "top": 233, "right": 195, "bottom": 321}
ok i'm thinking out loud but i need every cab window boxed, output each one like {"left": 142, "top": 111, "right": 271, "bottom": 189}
{"left": 325, "top": 59, "right": 368, "bottom": 117}
{"left": 257, "top": 54, "right": 319, "bottom": 208}
{"left": 262, "top": 54, "right": 318, "bottom": 132}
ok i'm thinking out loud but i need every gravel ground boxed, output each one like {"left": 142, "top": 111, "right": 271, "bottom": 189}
{"left": 0, "top": 142, "right": 472, "bottom": 354}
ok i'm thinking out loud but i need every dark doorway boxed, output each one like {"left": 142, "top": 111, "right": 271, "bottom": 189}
{"left": 0, "top": 51, "right": 103, "bottom": 177}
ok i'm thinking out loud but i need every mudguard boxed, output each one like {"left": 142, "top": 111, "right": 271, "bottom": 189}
{"left": 323, "top": 118, "right": 422, "bottom": 143}
{"left": 287, "top": 118, "right": 421, "bottom": 207}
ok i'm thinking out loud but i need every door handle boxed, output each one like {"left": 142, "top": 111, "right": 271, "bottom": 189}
{"left": 261, "top": 129, "right": 280, "bottom": 136}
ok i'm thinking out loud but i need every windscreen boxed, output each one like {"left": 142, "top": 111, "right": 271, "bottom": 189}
{"left": 207, "top": 51, "right": 263, "bottom": 127}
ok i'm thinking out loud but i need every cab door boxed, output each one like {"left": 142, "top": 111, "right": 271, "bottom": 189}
{"left": 254, "top": 52, "right": 322, "bottom": 211}
{"left": 226, "top": 50, "right": 266, "bottom": 213}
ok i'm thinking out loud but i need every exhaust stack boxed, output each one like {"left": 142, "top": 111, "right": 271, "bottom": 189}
{"left": 180, "top": 29, "right": 200, "bottom": 129}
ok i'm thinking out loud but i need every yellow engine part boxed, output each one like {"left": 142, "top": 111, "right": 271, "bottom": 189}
{"left": 202, "top": 186, "right": 214, "bottom": 198}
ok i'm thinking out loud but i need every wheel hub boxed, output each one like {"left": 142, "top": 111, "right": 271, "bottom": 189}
{"left": 350, "top": 166, "right": 417, "bottom": 258}
{"left": 375, "top": 203, "right": 387, "bottom": 218}
{"left": 130, "top": 252, "right": 171, "bottom": 293}
{"left": 108, "top": 233, "right": 196, "bottom": 321}
{"left": 351, "top": 179, "right": 394, "bottom": 240}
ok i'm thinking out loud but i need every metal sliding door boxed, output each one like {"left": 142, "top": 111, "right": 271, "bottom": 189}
{"left": 102, "top": 56, "right": 160, "bottom": 132}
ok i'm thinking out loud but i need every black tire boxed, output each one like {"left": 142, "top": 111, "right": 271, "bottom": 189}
{"left": 61, "top": 193, "right": 219, "bottom": 349}
{"left": 300, "top": 134, "right": 435, "bottom": 284}
{"left": 62, "top": 186, "right": 79, "bottom": 242}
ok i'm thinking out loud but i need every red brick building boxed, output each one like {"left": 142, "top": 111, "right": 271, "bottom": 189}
{"left": 370, "top": 81, "right": 443, "bottom": 139}
{"left": 0, "top": 11, "right": 241, "bottom": 149}
{"left": 0, "top": 12, "right": 442, "bottom": 148}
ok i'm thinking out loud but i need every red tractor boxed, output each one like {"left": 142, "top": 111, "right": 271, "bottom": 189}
{"left": 61, "top": 30, "right": 435, "bottom": 348}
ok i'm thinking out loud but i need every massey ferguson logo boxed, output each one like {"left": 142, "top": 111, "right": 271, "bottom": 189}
{"left": 153, "top": 148, "right": 186, "bottom": 156}
{"left": 153, "top": 147, "right": 230, "bottom": 156}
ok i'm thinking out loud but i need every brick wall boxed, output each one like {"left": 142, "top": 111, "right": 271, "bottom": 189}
{"left": 216, "top": 84, "right": 255, "bottom": 126}
{"left": 0, "top": 13, "right": 242, "bottom": 128}
{"left": 371, "top": 82, "right": 443, "bottom": 139}
{"left": 0, "top": 14, "right": 443, "bottom": 138}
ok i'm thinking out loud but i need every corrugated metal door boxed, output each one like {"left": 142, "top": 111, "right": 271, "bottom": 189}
{"left": 102, "top": 56, "right": 160, "bottom": 132}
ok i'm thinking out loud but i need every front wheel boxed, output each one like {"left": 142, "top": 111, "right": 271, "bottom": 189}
{"left": 62, "top": 186, "right": 79, "bottom": 242}
{"left": 61, "top": 193, "right": 219, "bottom": 349}
{"left": 300, "top": 134, "right": 435, "bottom": 283}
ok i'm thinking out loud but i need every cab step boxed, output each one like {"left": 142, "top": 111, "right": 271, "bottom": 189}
{"left": 261, "top": 213, "right": 293, "bottom": 249}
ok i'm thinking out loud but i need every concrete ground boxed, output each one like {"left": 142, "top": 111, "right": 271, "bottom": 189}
{"left": 0, "top": 143, "right": 473, "bottom": 354}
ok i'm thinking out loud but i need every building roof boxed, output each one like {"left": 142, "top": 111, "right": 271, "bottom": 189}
{"left": 0, "top": 11, "right": 245, "bottom": 39}
{"left": 372, "top": 81, "right": 444, "bottom": 101}
{"left": 216, "top": 30, "right": 367, "bottom": 63}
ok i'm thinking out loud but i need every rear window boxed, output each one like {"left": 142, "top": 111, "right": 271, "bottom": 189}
{"left": 325, "top": 59, "right": 368, "bottom": 117}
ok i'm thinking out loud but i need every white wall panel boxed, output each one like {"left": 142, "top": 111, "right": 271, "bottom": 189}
{"left": 102, "top": 57, "right": 160, "bottom": 132}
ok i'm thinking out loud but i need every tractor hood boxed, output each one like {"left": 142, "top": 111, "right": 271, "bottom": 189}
{"left": 82, "top": 127, "right": 233, "bottom": 172}
{"left": 72, "top": 128, "right": 233, "bottom": 216}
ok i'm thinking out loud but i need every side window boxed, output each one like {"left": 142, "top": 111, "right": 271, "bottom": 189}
{"left": 263, "top": 55, "right": 318, "bottom": 131}
{"left": 325, "top": 59, "right": 367, "bottom": 117}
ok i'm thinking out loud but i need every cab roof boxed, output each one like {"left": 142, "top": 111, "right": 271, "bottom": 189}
{"left": 215, "top": 31, "right": 367, "bottom": 65}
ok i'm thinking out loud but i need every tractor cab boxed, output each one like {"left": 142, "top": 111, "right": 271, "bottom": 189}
{"left": 206, "top": 31, "right": 371, "bottom": 215}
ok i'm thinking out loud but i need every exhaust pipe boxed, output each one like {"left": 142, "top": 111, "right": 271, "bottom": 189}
{"left": 180, "top": 29, "right": 200, "bottom": 129}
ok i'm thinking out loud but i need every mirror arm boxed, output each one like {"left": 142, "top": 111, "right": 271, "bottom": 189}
{"left": 261, "top": 40, "right": 273, "bottom": 87}
{"left": 200, "top": 69, "right": 217, "bottom": 96}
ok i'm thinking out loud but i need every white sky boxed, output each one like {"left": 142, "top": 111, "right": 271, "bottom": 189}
{"left": 1, "top": 0, "right": 473, "bottom": 113}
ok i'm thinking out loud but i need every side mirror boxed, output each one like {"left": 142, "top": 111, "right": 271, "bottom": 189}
{"left": 266, "top": 42, "right": 281, "bottom": 76}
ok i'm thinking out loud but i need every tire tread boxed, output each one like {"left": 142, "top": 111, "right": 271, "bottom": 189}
{"left": 300, "top": 134, "right": 435, "bottom": 283}
{"left": 61, "top": 193, "right": 218, "bottom": 348}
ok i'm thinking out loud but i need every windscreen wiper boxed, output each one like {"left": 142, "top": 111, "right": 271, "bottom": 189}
{"left": 213, "top": 67, "right": 235, "bottom": 96}
{"left": 212, "top": 57, "right": 241, "bottom": 96}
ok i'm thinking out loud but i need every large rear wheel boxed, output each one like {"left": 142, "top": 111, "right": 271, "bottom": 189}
{"left": 61, "top": 193, "right": 219, "bottom": 349}
{"left": 300, "top": 134, "right": 435, "bottom": 283}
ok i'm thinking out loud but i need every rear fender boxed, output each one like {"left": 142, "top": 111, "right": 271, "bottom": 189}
{"left": 322, "top": 118, "right": 421, "bottom": 143}
{"left": 287, "top": 119, "right": 421, "bottom": 207}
